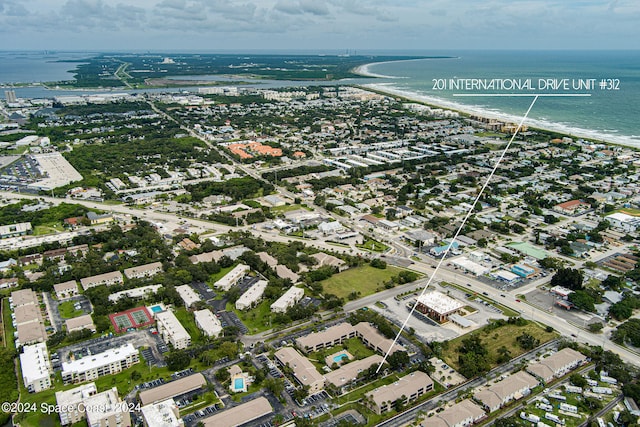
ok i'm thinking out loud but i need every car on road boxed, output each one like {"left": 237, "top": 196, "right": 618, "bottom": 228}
{"left": 482, "top": 291, "right": 488, "bottom": 296}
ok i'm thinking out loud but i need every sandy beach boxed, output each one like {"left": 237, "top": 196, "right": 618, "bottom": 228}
{"left": 353, "top": 63, "right": 640, "bottom": 149}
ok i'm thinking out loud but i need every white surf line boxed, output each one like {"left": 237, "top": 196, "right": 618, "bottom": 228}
{"left": 453, "top": 93, "right": 590, "bottom": 97}
{"left": 375, "top": 95, "right": 539, "bottom": 373}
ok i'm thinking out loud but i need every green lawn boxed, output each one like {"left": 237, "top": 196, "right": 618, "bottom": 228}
{"left": 271, "top": 204, "right": 310, "bottom": 213}
{"left": 442, "top": 321, "right": 558, "bottom": 372}
{"left": 2, "top": 298, "right": 16, "bottom": 352}
{"left": 33, "top": 224, "right": 65, "bottom": 236}
{"left": 58, "top": 301, "right": 83, "bottom": 319}
{"left": 321, "top": 265, "right": 405, "bottom": 299}
{"left": 356, "top": 239, "right": 390, "bottom": 253}
{"left": 173, "top": 307, "right": 203, "bottom": 344}
{"left": 227, "top": 299, "right": 276, "bottom": 335}
{"left": 206, "top": 265, "right": 236, "bottom": 287}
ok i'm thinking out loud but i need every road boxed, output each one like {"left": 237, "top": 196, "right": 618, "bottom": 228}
{"left": 375, "top": 339, "right": 560, "bottom": 427}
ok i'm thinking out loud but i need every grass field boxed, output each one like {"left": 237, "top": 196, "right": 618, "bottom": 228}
{"left": 321, "top": 265, "right": 405, "bottom": 299}
{"left": 206, "top": 264, "right": 236, "bottom": 287}
{"left": 356, "top": 239, "right": 390, "bottom": 253}
{"left": 442, "top": 321, "right": 558, "bottom": 372}
{"left": 57, "top": 301, "right": 83, "bottom": 319}
{"left": 227, "top": 299, "right": 275, "bottom": 335}
{"left": 173, "top": 307, "right": 203, "bottom": 344}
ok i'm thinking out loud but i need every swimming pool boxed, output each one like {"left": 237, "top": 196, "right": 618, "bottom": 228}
{"left": 234, "top": 378, "right": 245, "bottom": 391}
{"left": 150, "top": 305, "right": 163, "bottom": 313}
{"left": 333, "top": 353, "right": 348, "bottom": 363}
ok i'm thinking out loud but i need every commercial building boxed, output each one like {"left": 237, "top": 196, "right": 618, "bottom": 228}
{"left": 141, "top": 399, "right": 183, "bottom": 427}
{"left": 175, "top": 284, "right": 201, "bottom": 308}
{"left": 194, "top": 309, "right": 223, "bottom": 338}
{"left": 553, "top": 199, "right": 590, "bottom": 215}
{"left": 156, "top": 310, "right": 191, "bottom": 350}
{"left": 214, "top": 264, "right": 250, "bottom": 291}
{"left": 124, "top": 261, "right": 163, "bottom": 279}
{"left": 270, "top": 286, "right": 305, "bottom": 313}
{"left": 201, "top": 396, "right": 273, "bottom": 427}
{"left": 20, "top": 342, "right": 52, "bottom": 393}
{"left": 80, "top": 271, "right": 124, "bottom": 290}
{"left": 451, "top": 257, "right": 490, "bottom": 276}
{"left": 275, "top": 347, "right": 325, "bottom": 394}
{"left": 54, "top": 280, "right": 79, "bottom": 300}
{"left": 527, "top": 348, "right": 587, "bottom": 383}
{"left": 236, "top": 279, "right": 268, "bottom": 310}
{"left": 108, "top": 284, "right": 163, "bottom": 302}
{"left": 414, "top": 291, "right": 464, "bottom": 323}
{"left": 365, "top": 371, "right": 433, "bottom": 415}
{"left": 56, "top": 383, "right": 130, "bottom": 427}
{"left": 324, "top": 355, "right": 384, "bottom": 390}
{"left": 86, "top": 211, "right": 114, "bottom": 225}
{"left": 61, "top": 343, "right": 139, "bottom": 385}
{"left": 139, "top": 373, "right": 207, "bottom": 406}
{"left": 422, "top": 399, "right": 486, "bottom": 427}
{"left": 473, "top": 371, "right": 538, "bottom": 412}
{"left": 606, "top": 212, "right": 640, "bottom": 232}
{"left": 65, "top": 314, "right": 96, "bottom": 333}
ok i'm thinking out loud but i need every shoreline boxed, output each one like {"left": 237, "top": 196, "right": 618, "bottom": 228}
{"left": 352, "top": 62, "right": 640, "bottom": 149}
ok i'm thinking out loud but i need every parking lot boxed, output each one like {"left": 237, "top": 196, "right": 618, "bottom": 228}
{"left": 524, "top": 288, "right": 602, "bottom": 326}
{"left": 217, "top": 310, "right": 248, "bottom": 334}
{"left": 429, "top": 357, "right": 466, "bottom": 387}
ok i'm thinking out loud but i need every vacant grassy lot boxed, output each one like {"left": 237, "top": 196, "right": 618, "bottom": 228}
{"left": 442, "top": 321, "right": 558, "bottom": 371}
{"left": 321, "top": 265, "right": 404, "bottom": 299}
{"left": 356, "top": 239, "right": 389, "bottom": 252}
{"left": 58, "top": 300, "right": 83, "bottom": 319}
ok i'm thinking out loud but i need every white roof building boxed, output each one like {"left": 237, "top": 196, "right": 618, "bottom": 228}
{"left": 415, "top": 291, "right": 464, "bottom": 322}
{"left": 61, "top": 343, "right": 139, "bottom": 385}
{"left": 108, "top": 284, "right": 163, "bottom": 302}
{"left": 451, "top": 257, "right": 490, "bottom": 276}
{"left": 84, "top": 387, "right": 131, "bottom": 427}
{"left": 175, "top": 285, "right": 201, "bottom": 308}
{"left": 124, "top": 261, "right": 163, "bottom": 279}
{"left": 271, "top": 286, "right": 305, "bottom": 313}
{"left": 56, "top": 382, "right": 98, "bottom": 426}
{"left": 141, "top": 399, "right": 184, "bottom": 427}
{"left": 214, "top": 264, "right": 250, "bottom": 291}
{"left": 20, "top": 342, "right": 52, "bottom": 393}
{"left": 194, "top": 309, "right": 223, "bottom": 338}
{"left": 156, "top": 310, "right": 191, "bottom": 350}
{"left": 236, "top": 280, "right": 268, "bottom": 310}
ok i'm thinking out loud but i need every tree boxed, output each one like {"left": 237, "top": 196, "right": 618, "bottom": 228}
{"left": 387, "top": 351, "right": 410, "bottom": 370}
{"left": 569, "top": 373, "right": 588, "bottom": 388}
{"left": 264, "top": 377, "right": 285, "bottom": 396}
{"left": 550, "top": 268, "right": 584, "bottom": 291}
{"left": 588, "top": 322, "right": 604, "bottom": 333}
{"left": 516, "top": 332, "right": 540, "bottom": 350}
{"left": 493, "top": 416, "right": 522, "bottom": 427}
{"left": 568, "top": 290, "right": 596, "bottom": 312}
{"left": 218, "top": 341, "right": 239, "bottom": 360}
{"left": 165, "top": 350, "right": 191, "bottom": 371}
{"left": 215, "top": 367, "right": 230, "bottom": 383}
{"left": 496, "top": 346, "right": 511, "bottom": 364}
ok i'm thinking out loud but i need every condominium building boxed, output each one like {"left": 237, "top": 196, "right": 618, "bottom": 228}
{"left": 270, "top": 286, "right": 304, "bottom": 313}
{"left": 138, "top": 373, "right": 207, "bottom": 406}
{"left": 296, "top": 322, "right": 405, "bottom": 355}
{"left": 61, "top": 343, "right": 139, "bottom": 385}
{"left": 141, "top": 399, "right": 184, "bottom": 427}
{"left": 324, "top": 355, "right": 384, "bottom": 390}
{"left": 473, "top": 371, "right": 538, "bottom": 412}
{"left": 194, "top": 309, "right": 223, "bottom": 338}
{"left": 56, "top": 383, "right": 130, "bottom": 427}
{"left": 422, "top": 399, "right": 486, "bottom": 427}
{"left": 156, "top": 310, "right": 191, "bottom": 350}
{"left": 365, "top": 371, "right": 434, "bottom": 414}
{"left": 527, "top": 348, "right": 587, "bottom": 383}
{"left": 236, "top": 280, "right": 268, "bottom": 310}
{"left": 20, "top": 342, "right": 52, "bottom": 393}
{"left": 80, "top": 271, "right": 124, "bottom": 290}
{"left": 108, "top": 284, "right": 163, "bottom": 302}
{"left": 65, "top": 314, "right": 96, "bottom": 333}
{"left": 176, "top": 284, "right": 201, "bottom": 308}
{"left": 124, "top": 261, "right": 163, "bottom": 280}
{"left": 274, "top": 347, "right": 325, "bottom": 394}
{"left": 54, "top": 280, "right": 79, "bottom": 300}
{"left": 201, "top": 396, "right": 272, "bottom": 427}
{"left": 214, "top": 264, "right": 250, "bottom": 291}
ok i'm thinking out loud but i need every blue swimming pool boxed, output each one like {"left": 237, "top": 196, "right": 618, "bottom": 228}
{"left": 333, "top": 353, "right": 348, "bottom": 363}
{"left": 234, "top": 378, "right": 245, "bottom": 390}
{"left": 150, "top": 305, "right": 163, "bottom": 313}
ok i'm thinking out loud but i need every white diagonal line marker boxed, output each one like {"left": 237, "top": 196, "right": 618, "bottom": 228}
{"left": 376, "top": 95, "right": 539, "bottom": 373}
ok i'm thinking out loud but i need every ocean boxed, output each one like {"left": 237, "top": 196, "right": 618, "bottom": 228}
{"left": 1, "top": 50, "right": 638, "bottom": 147}
{"left": 362, "top": 50, "right": 640, "bottom": 147}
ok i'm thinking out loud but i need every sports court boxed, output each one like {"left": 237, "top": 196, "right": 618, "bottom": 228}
{"left": 109, "top": 306, "right": 154, "bottom": 333}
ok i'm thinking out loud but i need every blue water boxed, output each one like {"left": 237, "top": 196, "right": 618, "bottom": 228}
{"left": 0, "top": 51, "right": 93, "bottom": 84}
{"left": 234, "top": 378, "right": 244, "bottom": 390}
{"left": 150, "top": 305, "right": 163, "bottom": 313}
{"left": 365, "top": 50, "right": 640, "bottom": 147}
{"left": 333, "top": 353, "right": 348, "bottom": 363}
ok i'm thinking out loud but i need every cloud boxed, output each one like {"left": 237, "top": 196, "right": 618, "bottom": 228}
{"left": 274, "top": 0, "right": 330, "bottom": 16}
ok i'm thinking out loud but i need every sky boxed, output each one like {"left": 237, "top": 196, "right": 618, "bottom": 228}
{"left": 0, "top": 0, "right": 639, "bottom": 51}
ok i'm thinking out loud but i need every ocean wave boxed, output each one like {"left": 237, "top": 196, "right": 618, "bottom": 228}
{"left": 364, "top": 83, "right": 640, "bottom": 148}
